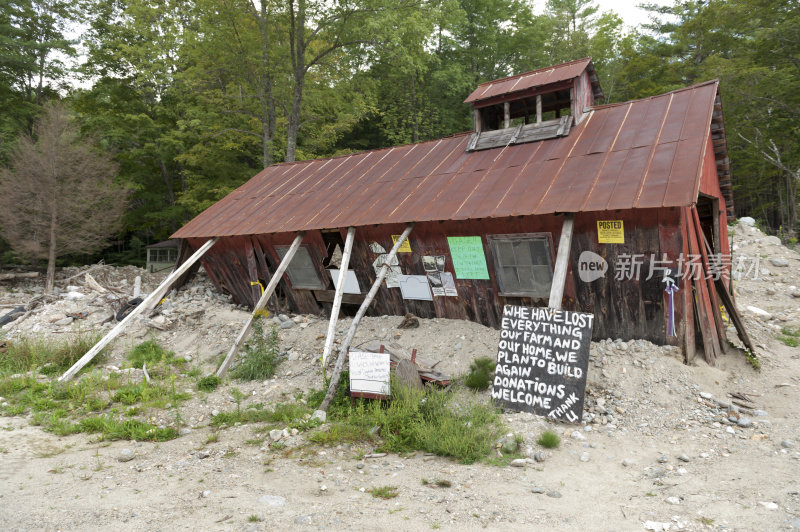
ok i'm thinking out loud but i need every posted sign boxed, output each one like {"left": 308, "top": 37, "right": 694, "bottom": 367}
{"left": 597, "top": 220, "right": 624, "bottom": 243}
{"left": 349, "top": 351, "right": 390, "bottom": 397}
{"left": 491, "top": 305, "right": 594, "bottom": 423}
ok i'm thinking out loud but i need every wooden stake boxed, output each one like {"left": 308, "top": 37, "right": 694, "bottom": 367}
{"left": 503, "top": 102, "right": 510, "bottom": 129}
{"left": 548, "top": 213, "right": 575, "bottom": 310}
{"left": 319, "top": 223, "right": 414, "bottom": 412}
{"left": 59, "top": 238, "right": 218, "bottom": 382}
{"left": 321, "top": 227, "right": 356, "bottom": 367}
{"left": 217, "top": 232, "right": 305, "bottom": 377}
{"left": 536, "top": 94, "right": 542, "bottom": 125}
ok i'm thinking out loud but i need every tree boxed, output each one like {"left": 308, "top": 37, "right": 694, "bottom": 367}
{"left": 0, "top": 103, "right": 127, "bottom": 292}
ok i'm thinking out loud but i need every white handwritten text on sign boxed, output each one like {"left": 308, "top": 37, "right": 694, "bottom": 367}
{"left": 349, "top": 351, "right": 390, "bottom": 396}
{"left": 491, "top": 305, "right": 594, "bottom": 423}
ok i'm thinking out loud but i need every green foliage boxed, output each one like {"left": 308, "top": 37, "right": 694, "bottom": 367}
{"left": 536, "top": 430, "right": 561, "bottom": 449}
{"left": 777, "top": 328, "right": 799, "bottom": 348}
{"left": 232, "top": 319, "right": 280, "bottom": 380}
{"left": 744, "top": 349, "right": 761, "bottom": 370}
{"left": 127, "top": 339, "right": 180, "bottom": 369}
{"left": 317, "top": 384, "right": 504, "bottom": 464}
{"left": 464, "top": 356, "right": 496, "bottom": 390}
{"left": 0, "top": 332, "right": 104, "bottom": 376}
{"left": 210, "top": 402, "right": 313, "bottom": 429}
{"left": 196, "top": 375, "right": 221, "bottom": 392}
{"left": 369, "top": 486, "right": 399, "bottom": 500}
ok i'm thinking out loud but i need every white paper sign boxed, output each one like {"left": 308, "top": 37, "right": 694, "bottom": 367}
{"left": 349, "top": 351, "right": 390, "bottom": 395}
{"left": 328, "top": 269, "right": 361, "bottom": 294}
{"left": 397, "top": 275, "right": 433, "bottom": 301}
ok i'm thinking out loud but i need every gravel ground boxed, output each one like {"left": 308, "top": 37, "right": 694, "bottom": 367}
{"left": 1, "top": 221, "right": 799, "bottom": 531}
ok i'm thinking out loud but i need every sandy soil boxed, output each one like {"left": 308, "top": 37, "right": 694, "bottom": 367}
{"left": 1, "top": 221, "right": 799, "bottom": 531}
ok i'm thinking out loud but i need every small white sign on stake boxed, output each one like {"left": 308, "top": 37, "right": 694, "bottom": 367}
{"left": 349, "top": 351, "right": 390, "bottom": 397}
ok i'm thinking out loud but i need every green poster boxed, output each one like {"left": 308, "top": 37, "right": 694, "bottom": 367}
{"left": 447, "top": 236, "right": 490, "bottom": 280}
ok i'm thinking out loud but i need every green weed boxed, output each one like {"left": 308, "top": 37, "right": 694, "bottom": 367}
{"left": 232, "top": 319, "right": 280, "bottom": 380}
{"left": 464, "top": 356, "right": 496, "bottom": 390}
{"left": 536, "top": 430, "right": 561, "bottom": 449}
{"left": 127, "top": 339, "right": 181, "bottom": 369}
{"left": 0, "top": 332, "right": 104, "bottom": 376}
{"left": 197, "top": 375, "right": 220, "bottom": 392}
{"left": 369, "top": 486, "right": 399, "bottom": 499}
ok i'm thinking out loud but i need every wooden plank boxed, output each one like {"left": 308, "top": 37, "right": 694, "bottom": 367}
{"left": 321, "top": 227, "right": 356, "bottom": 366}
{"left": 313, "top": 290, "right": 365, "bottom": 305}
{"left": 685, "top": 209, "right": 720, "bottom": 364}
{"left": 217, "top": 232, "right": 305, "bottom": 377}
{"left": 548, "top": 213, "right": 575, "bottom": 310}
{"left": 320, "top": 223, "right": 413, "bottom": 412}
{"left": 59, "top": 238, "right": 218, "bottom": 382}
{"left": 536, "top": 94, "right": 542, "bottom": 124}
{"left": 692, "top": 207, "right": 729, "bottom": 354}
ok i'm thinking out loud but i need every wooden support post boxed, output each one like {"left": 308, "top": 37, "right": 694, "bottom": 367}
{"left": 321, "top": 227, "right": 356, "bottom": 367}
{"left": 58, "top": 238, "right": 218, "bottom": 382}
{"left": 548, "top": 214, "right": 575, "bottom": 310}
{"left": 319, "top": 223, "right": 414, "bottom": 412}
{"left": 503, "top": 102, "right": 510, "bottom": 129}
{"left": 217, "top": 232, "right": 305, "bottom": 377}
{"left": 536, "top": 94, "right": 542, "bottom": 125}
{"left": 473, "top": 108, "right": 482, "bottom": 133}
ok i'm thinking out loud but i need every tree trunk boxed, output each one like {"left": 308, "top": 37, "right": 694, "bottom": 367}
{"left": 46, "top": 205, "right": 57, "bottom": 294}
{"left": 286, "top": 78, "right": 303, "bottom": 163}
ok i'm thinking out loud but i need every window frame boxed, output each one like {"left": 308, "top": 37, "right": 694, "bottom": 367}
{"left": 487, "top": 233, "right": 555, "bottom": 298}
{"left": 274, "top": 244, "right": 326, "bottom": 290}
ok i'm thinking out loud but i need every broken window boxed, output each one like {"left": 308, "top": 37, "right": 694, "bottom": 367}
{"left": 275, "top": 245, "right": 325, "bottom": 290}
{"left": 488, "top": 234, "right": 554, "bottom": 298}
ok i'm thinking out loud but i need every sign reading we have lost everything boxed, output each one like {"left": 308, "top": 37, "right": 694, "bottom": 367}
{"left": 492, "top": 305, "right": 594, "bottom": 423}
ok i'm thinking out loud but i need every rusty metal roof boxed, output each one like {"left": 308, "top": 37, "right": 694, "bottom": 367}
{"left": 464, "top": 58, "right": 597, "bottom": 104}
{"left": 173, "top": 80, "right": 720, "bottom": 239}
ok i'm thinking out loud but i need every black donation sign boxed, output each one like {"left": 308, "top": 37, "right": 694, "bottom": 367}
{"left": 492, "top": 305, "right": 594, "bottom": 423}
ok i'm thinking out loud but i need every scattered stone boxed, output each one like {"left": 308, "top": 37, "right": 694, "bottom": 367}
{"left": 781, "top": 440, "right": 794, "bottom": 449}
{"left": 770, "top": 258, "right": 789, "bottom": 267}
{"left": 739, "top": 216, "right": 755, "bottom": 226}
{"left": 278, "top": 314, "right": 290, "bottom": 322}
{"left": 197, "top": 451, "right": 210, "bottom": 459}
{"left": 570, "top": 430, "right": 586, "bottom": 441}
{"left": 737, "top": 417, "right": 752, "bottom": 428}
{"left": 356, "top": 463, "right": 364, "bottom": 470}
{"left": 699, "top": 391, "right": 713, "bottom": 399}
{"left": 534, "top": 452, "right": 547, "bottom": 463}
{"left": 665, "top": 496, "right": 681, "bottom": 505}
{"left": 764, "top": 236, "right": 782, "bottom": 246}
{"left": 397, "top": 313, "right": 419, "bottom": 329}
{"left": 747, "top": 306, "right": 772, "bottom": 319}
{"left": 622, "top": 458, "right": 635, "bottom": 467}
{"left": 200, "top": 490, "right": 211, "bottom": 498}
{"left": 269, "top": 429, "right": 283, "bottom": 441}
{"left": 294, "top": 515, "right": 313, "bottom": 525}
{"left": 657, "top": 455, "right": 668, "bottom": 463}
{"left": 179, "top": 428, "right": 192, "bottom": 436}
{"left": 117, "top": 449, "right": 135, "bottom": 462}
{"left": 677, "top": 454, "right": 690, "bottom": 463}
{"left": 531, "top": 487, "right": 546, "bottom": 494}
{"left": 759, "top": 501, "right": 779, "bottom": 510}
{"left": 311, "top": 410, "right": 326, "bottom": 423}
{"left": 644, "top": 521, "right": 671, "bottom": 531}
{"left": 279, "top": 320, "right": 296, "bottom": 329}
{"left": 259, "top": 495, "right": 287, "bottom": 508}
{"left": 579, "top": 452, "right": 590, "bottom": 462}
{"left": 510, "top": 459, "right": 527, "bottom": 468}
{"left": 53, "top": 317, "right": 73, "bottom": 326}
{"left": 546, "top": 491, "right": 562, "bottom": 498}
{"left": 726, "top": 426, "right": 736, "bottom": 435}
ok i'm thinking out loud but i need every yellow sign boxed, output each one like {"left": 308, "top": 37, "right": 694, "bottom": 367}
{"left": 597, "top": 220, "right": 624, "bottom": 243}
{"left": 391, "top": 235, "right": 412, "bottom": 252}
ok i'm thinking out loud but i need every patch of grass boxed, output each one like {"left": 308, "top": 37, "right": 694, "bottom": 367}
{"left": 317, "top": 383, "right": 504, "bottom": 464}
{"left": 778, "top": 336, "right": 799, "bottom": 347}
{"left": 697, "top": 516, "right": 714, "bottom": 526}
{"left": 211, "top": 401, "right": 314, "bottom": 429}
{"left": 248, "top": 515, "right": 261, "bottom": 522}
{"left": 0, "top": 331, "right": 104, "bottom": 376}
{"left": 196, "top": 375, "right": 220, "bottom": 392}
{"left": 127, "top": 339, "right": 181, "bottom": 369}
{"left": 206, "top": 432, "right": 220, "bottom": 444}
{"left": 744, "top": 349, "right": 761, "bottom": 370}
{"left": 464, "top": 356, "right": 496, "bottom": 390}
{"left": 435, "top": 479, "right": 451, "bottom": 488}
{"left": 536, "top": 430, "right": 561, "bottom": 449}
{"left": 369, "top": 486, "right": 398, "bottom": 499}
{"left": 245, "top": 437, "right": 265, "bottom": 446}
{"left": 112, "top": 382, "right": 189, "bottom": 409}
{"left": 52, "top": 414, "right": 178, "bottom": 441}
{"left": 232, "top": 319, "right": 280, "bottom": 380}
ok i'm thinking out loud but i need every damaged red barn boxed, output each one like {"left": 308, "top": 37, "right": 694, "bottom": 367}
{"left": 171, "top": 57, "right": 742, "bottom": 365}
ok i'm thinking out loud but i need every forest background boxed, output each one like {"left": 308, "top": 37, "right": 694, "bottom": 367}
{"left": 1, "top": 0, "right": 797, "bottom": 268}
